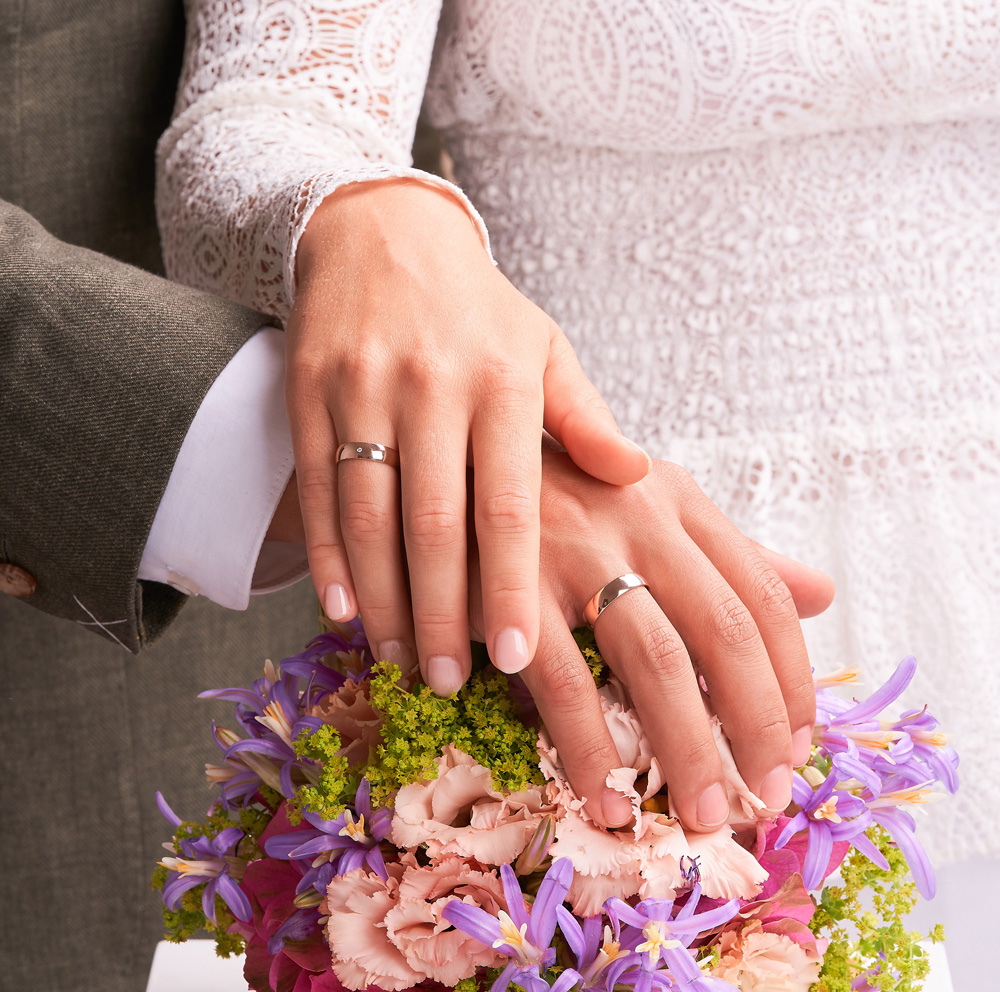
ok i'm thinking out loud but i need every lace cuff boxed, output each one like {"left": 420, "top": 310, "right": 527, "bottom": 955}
{"left": 156, "top": 0, "right": 490, "bottom": 323}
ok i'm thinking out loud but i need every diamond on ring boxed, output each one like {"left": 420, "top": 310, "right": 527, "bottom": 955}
{"left": 584, "top": 572, "right": 649, "bottom": 627}
{"left": 335, "top": 442, "right": 400, "bottom": 468}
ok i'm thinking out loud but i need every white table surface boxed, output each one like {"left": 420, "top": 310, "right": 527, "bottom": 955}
{"left": 146, "top": 938, "right": 955, "bottom": 992}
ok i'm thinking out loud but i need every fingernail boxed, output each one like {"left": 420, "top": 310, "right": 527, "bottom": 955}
{"left": 622, "top": 436, "right": 652, "bottom": 471}
{"left": 697, "top": 783, "right": 730, "bottom": 829}
{"left": 322, "top": 582, "right": 352, "bottom": 622}
{"left": 760, "top": 765, "right": 793, "bottom": 812}
{"left": 378, "top": 640, "right": 414, "bottom": 671}
{"left": 791, "top": 726, "right": 813, "bottom": 767}
{"left": 493, "top": 628, "right": 530, "bottom": 674}
{"left": 427, "top": 655, "right": 464, "bottom": 696}
{"left": 601, "top": 789, "right": 634, "bottom": 828}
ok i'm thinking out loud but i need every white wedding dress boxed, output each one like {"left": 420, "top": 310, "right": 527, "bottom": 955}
{"left": 157, "top": 0, "right": 1000, "bottom": 977}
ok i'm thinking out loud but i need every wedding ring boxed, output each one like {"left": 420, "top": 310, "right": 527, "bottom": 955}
{"left": 335, "top": 442, "right": 400, "bottom": 468}
{"left": 584, "top": 572, "right": 649, "bottom": 627}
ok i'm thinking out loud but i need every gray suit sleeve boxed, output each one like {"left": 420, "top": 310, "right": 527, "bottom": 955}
{"left": 0, "top": 199, "right": 270, "bottom": 651}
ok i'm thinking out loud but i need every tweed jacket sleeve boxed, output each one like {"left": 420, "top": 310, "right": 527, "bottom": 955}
{"left": 0, "top": 199, "right": 269, "bottom": 651}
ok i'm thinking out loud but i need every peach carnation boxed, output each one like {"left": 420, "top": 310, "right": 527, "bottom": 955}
{"left": 324, "top": 854, "right": 506, "bottom": 990}
{"left": 391, "top": 744, "right": 555, "bottom": 865}
{"left": 711, "top": 922, "right": 821, "bottom": 992}
{"left": 541, "top": 679, "right": 767, "bottom": 915}
{"left": 310, "top": 678, "right": 382, "bottom": 766}
{"left": 384, "top": 856, "right": 506, "bottom": 985}
{"left": 324, "top": 863, "right": 418, "bottom": 992}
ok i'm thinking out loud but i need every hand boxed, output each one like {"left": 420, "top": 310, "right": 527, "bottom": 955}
{"left": 467, "top": 448, "right": 835, "bottom": 833}
{"left": 285, "top": 178, "right": 650, "bottom": 696}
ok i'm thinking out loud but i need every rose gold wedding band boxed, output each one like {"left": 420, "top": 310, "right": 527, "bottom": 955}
{"left": 584, "top": 572, "right": 648, "bottom": 627}
{"left": 335, "top": 442, "right": 400, "bottom": 468}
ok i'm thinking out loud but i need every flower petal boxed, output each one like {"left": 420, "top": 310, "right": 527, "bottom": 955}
{"left": 216, "top": 871, "right": 253, "bottom": 923}
{"left": 527, "top": 857, "right": 573, "bottom": 948}
{"left": 500, "top": 863, "right": 529, "bottom": 931}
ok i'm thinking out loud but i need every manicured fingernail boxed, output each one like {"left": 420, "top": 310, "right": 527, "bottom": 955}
{"left": 322, "top": 582, "right": 352, "bottom": 622}
{"left": 760, "top": 765, "right": 793, "bottom": 812}
{"left": 602, "top": 789, "right": 634, "bottom": 828}
{"left": 792, "top": 726, "right": 813, "bottom": 766}
{"left": 493, "top": 628, "right": 530, "bottom": 674}
{"left": 427, "top": 655, "right": 464, "bottom": 696}
{"left": 378, "top": 640, "right": 414, "bottom": 671}
{"left": 697, "top": 783, "right": 730, "bottom": 829}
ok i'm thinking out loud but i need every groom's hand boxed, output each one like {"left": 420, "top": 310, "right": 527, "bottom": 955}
{"left": 467, "top": 449, "right": 835, "bottom": 833}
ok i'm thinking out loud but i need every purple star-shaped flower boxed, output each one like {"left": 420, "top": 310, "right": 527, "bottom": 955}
{"left": 155, "top": 793, "right": 252, "bottom": 925}
{"left": 443, "top": 857, "right": 577, "bottom": 992}
{"left": 264, "top": 779, "right": 391, "bottom": 893}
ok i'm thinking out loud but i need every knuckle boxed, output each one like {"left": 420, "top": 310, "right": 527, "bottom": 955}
{"left": 750, "top": 563, "right": 798, "bottom": 624}
{"left": 567, "top": 734, "right": 619, "bottom": 773}
{"left": 539, "top": 658, "right": 596, "bottom": 699}
{"left": 341, "top": 496, "right": 394, "bottom": 540}
{"left": 785, "top": 672, "right": 818, "bottom": 721}
{"left": 636, "top": 621, "right": 690, "bottom": 680}
{"left": 709, "top": 594, "right": 761, "bottom": 652}
{"left": 339, "top": 342, "right": 390, "bottom": 383}
{"left": 287, "top": 352, "right": 329, "bottom": 395}
{"left": 480, "top": 361, "right": 540, "bottom": 407}
{"left": 296, "top": 467, "right": 334, "bottom": 507}
{"left": 407, "top": 498, "right": 464, "bottom": 548}
{"left": 672, "top": 734, "right": 722, "bottom": 777}
{"left": 477, "top": 486, "right": 537, "bottom": 535}
{"left": 747, "top": 712, "right": 792, "bottom": 752}
{"left": 403, "top": 350, "right": 454, "bottom": 392}
{"left": 414, "top": 606, "right": 463, "bottom": 641}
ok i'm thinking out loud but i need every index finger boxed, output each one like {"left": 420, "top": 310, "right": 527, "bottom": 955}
{"left": 472, "top": 374, "right": 543, "bottom": 676}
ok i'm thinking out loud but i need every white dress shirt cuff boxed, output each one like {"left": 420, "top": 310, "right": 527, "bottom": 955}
{"left": 138, "top": 327, "right": 309, "bottom": 609}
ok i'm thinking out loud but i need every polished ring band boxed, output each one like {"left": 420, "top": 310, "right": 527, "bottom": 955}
{"left": 335, "top": 442, "right": 400, "bottom": 468}
{"left": 584, "top": 572, "right": 649, "bottom": 627}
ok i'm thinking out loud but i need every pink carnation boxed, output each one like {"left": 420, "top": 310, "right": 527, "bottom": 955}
{"left": 541, "top": 680, "right": 767, "bottom": 915}
{"left": 310, "top": 678, "right": 382, "bottom": 766}
{"left": 384, "top": 856, "right": 506, "bottom": 985}
{"left": 710, "top": 921, "right": 822, "bottom": 992}
{"left": 324, "top": 855, "right": 505, "bottom": 990}
{"left": 391, "top": 745, "right": 555, "bottom": 865}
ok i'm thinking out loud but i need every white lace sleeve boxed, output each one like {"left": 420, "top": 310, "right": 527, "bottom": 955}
{"left": 156, "top": 0, "right": 490, "bottom": 322}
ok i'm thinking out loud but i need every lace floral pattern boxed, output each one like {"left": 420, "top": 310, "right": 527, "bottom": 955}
{"left": 157, "top": 0, "right": 1000, "bottom": 863}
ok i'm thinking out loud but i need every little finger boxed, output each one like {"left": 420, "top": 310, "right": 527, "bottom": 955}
{"left": 645, "top": 535, "right": 793, "bottom": 814}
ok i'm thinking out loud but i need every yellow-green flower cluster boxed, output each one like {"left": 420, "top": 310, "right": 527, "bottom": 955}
{"left": 809, "top": 826, "right": 940, "bottom": 992}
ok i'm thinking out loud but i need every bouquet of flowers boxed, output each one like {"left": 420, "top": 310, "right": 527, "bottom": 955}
{"left": 153, "top": 618, "right": 957, "bottom": 992}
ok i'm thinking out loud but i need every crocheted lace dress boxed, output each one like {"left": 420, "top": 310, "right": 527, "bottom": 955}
{"left": 157, "top": 0, "right": 1000, "bottom": 866}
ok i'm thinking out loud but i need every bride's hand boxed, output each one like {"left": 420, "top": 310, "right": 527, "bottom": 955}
{"left": 286, "top": 179, "right": 649, "bottom": 697}
{"left": 467, "top": 448, "right": 835, "bottom": 833}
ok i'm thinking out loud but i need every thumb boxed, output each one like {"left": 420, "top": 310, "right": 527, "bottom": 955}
{"left": 543, "top": 327, "right": 650, "bottom": 486}
{"left": 754, "top": 541, "right": 836, "bottom": 618}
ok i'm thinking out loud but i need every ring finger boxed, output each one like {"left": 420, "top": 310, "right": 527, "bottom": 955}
{"left": 333, "top": 418, "right": 415, "bottom": 676}
{"left": 589, "top": 577, "right": 728, "bottom": 833}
